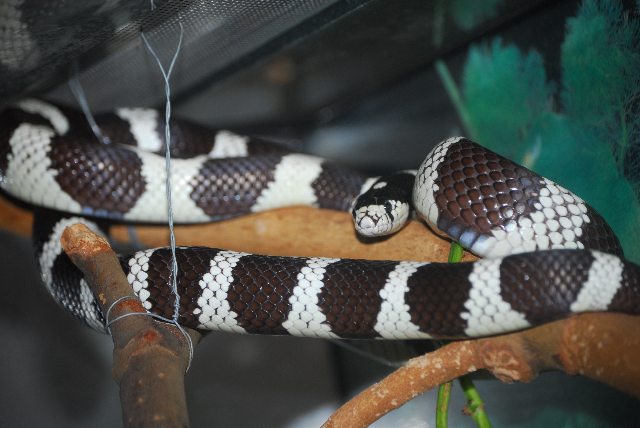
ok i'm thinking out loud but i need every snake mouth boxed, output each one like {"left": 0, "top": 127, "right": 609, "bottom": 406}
{"left": 355, "top": 215, "right": 391, "bottom": 237}
{"left": 353, "top": 204, "right": 409, "bottom": 237}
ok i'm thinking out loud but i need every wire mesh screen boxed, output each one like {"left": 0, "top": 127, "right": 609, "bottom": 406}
{"left": 0, "top": 0, "right": 340, "bottom": 110}
{"left": 0, "top": 0, "right": 151, "bottom": 101}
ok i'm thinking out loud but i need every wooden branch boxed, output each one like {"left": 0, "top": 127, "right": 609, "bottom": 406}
{"left": 323, "top": 313, "right": 640, "bottom": 428}
{"left": 0, "top": 193, "right": 32, "bottom": 236}
{"left": 61, "top": 223, "right": 201, "bottom": 428}
{"left": 0, "top": 193, "right": 466, "bottom": 262}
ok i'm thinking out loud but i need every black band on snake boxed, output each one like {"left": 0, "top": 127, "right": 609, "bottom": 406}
{"left": 1, "top": 99, "right": 638, "bottom": 339}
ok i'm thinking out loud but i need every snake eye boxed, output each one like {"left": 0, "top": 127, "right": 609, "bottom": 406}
{"left": 383, "top": 201, "right": 393, "bottom": 214}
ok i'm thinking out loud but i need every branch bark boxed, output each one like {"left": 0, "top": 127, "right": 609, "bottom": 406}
{"left": 323, "top": 313, "right": 640, "bottom": 428}
{"left": 0, "top": 194, "right": 466, "bottom": 262}
{"left": 61, "top": 223, "right": 201, "bottom": 428}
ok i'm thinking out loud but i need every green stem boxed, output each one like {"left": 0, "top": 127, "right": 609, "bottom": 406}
{"left": 459, "top": 376, "right": 493, "bottom": 428}
{"left": 448, "top": 241, "right": 464, "bottom": 263}
{"left": 437, "top": 242, "right": 493, "bottom": 428}
{"left": 435, "top": 242, "right": 464, "bottom": 427}
{"left": 435, "top": 60, "right": 478, "bottom": 139}
{"left": 436, "top": 381, "right": 453, "bottom": 428}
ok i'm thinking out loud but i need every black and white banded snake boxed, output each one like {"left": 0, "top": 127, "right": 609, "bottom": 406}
{"left": 1, "top": 99, "right": 638, "bottom": 339}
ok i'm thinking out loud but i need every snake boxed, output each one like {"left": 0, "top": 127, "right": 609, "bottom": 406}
{"left": 1, "top": 99, "right": 639, "bottom": 338}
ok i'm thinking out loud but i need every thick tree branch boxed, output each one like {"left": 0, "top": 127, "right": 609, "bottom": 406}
{"left": 323, "top": 313, "right": 640, "bottom": 428}
{"left": 0, "top": 194, "right": 465, "bottom": 262}
{"left": 61, "top": 224, "right": 201, "bottom": 428}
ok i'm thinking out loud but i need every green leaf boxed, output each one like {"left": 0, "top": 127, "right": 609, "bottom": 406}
{"left": 461, "top": 39, "right": 554, "bottom": 162}
{"left": 559, "top": 0, "right": 640, "bottom": 260}
{"left": 561, "top": 0, "right": 640, "bottom": 165}
{"left": 530, "top": 114, "right": 640, "bottom": 262}
{"left": 451, "top": 1, "right": 640, "bottom": 262}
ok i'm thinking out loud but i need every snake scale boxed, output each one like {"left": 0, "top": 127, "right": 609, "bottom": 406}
{"left": 1, "top": 99, "right": 638, "bottom": 339}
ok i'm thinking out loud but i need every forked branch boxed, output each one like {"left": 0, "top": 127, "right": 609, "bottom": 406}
{"left": 61, "top": 223, "right": 200, "bottom": 428}
{"left": 323, "top": 313, "right": 640, "bottom": 427}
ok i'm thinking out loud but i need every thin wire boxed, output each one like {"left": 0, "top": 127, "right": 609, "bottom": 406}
{"left": 108, "top": 311, "right": 184, "bottom": 330}
{"left": 105, "top": 295, "right": 142, "bottom": 334}
{"left": 107, "top": 299, "right": 194, "bottom": 373}
{"left": 68, "top": 75, "right": 112, "bottom": 145}
{"left": 140, "top": 23, "right": 193, "bottom": 369}
{"left": 66, "top": 67, "right": 191, "bottom": 358}
{"left": 330, "top": 340, "right": 405, "bottom": 368}
{"left": 140, "top": 24, "right": 183, "bottom": 322}
{"left": 107, "top": 311, "right": 155, "bottom": 331}
{"left": 105, "top": 297, "right": 194, "bottom": 355}
{"left": 64, "top": 1, "right": 192, "bottom": 367}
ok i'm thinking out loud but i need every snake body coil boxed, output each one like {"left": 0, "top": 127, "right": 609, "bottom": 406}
{"left": 1, "top": 99, "right": 638, "bottom": 338}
